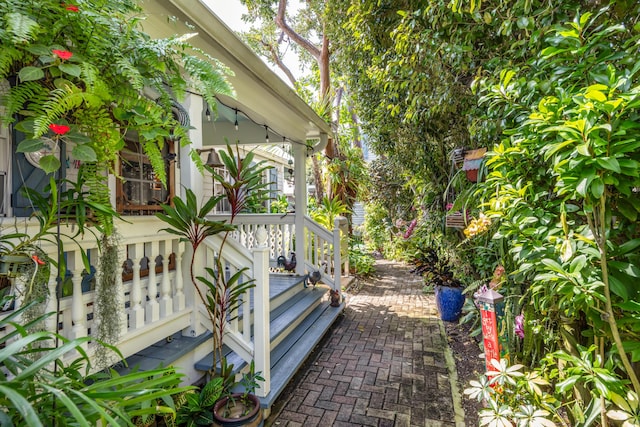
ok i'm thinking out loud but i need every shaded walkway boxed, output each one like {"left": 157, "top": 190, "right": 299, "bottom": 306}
{"left": 266, "top": 259, "right": 465, "bottom": 426}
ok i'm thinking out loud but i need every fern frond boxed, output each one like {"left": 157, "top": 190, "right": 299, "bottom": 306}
{"left": 112, "top": 58, "right": 144, "bottom": 91}
{"left": 0, "top": 46, "right": 25, "bottom": 80}
{"left": 4, "top": 12, "right": 40, "bottom": 44}
{"left": 80, "top": 162, "right": 113, "bottom": 236}
{"left": 32, "top": 87, "right": 102, "bottom": 136}
{"left": 182, "top": 54, "right": 234, "bottom": 105}
{"left": 0, "top": 82, "right": 48, "bottom": 123}
{"left": 143, "top": 140, "right": 166, "bottom": 186}
{"left": 74, "top": 106, "right": 121, "bottom": 168}
{"left": 80, "top": 63, "right": 112, "bottom": 101}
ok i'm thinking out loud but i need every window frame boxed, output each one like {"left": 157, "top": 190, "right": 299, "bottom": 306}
{"left": 116, "top": 138, "right": 175, "bottom": 215}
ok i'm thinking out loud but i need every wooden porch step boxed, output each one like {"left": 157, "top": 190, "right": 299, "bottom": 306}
{"left": 115, "top": 274, "right": 305, "bottom": 375}
{"left": 269, "top": 273, "right": 308, "bottom": 310}
{"left": 194, "top": 285, "right": 329, "bottom": 372}
{"left": 115, "top": 331, "right": 212, "bottom": 375}
{"left": 258, "top": 300, "right": 344, "bottom": 409}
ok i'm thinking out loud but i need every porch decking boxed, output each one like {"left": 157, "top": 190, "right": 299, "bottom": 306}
{"left": 117, "top": 273, "right": 344, "bottom": 410}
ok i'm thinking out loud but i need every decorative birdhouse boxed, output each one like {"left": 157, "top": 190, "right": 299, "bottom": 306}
{"left": 445, "top": 210, "right": 466, "bottom": 229}
{"left": 463, "top": 148, "right": 487, "bottom": 182}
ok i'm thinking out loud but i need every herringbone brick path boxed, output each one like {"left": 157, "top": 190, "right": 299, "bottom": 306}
{"left": 266, "top": 259, "right": 465, "bottom": 427}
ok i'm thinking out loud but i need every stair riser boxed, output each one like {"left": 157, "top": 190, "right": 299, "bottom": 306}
{"left": 270, "top": 298, "right": 322, "bottom": 349}
{"left": 269, "top": 278, "right": 308, "bottom": 310}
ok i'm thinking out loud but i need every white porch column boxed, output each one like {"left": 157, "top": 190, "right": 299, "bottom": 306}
{"left": 253, "top": 227, "right": 270, "bottom": 397}
{"left": 293, "top": 142, "right": 306, "bottom": 276}
{"left": 180, "top": 94, "right": 205, "bottom": 200}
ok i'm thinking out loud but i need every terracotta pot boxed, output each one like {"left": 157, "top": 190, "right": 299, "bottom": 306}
{"left": 212, "top": 393, "right": 263, "bottom": 427}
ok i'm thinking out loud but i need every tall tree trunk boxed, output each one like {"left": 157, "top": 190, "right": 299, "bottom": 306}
{"left": 275, "top": 0, "right": 336, "bottom": 159}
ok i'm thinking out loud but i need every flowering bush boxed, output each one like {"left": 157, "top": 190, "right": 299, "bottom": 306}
{"left": 403, "top": 218, "right": 417, "bottom": 239}
{"left": 465, "top": 347, "right": 640, "bottom": 427}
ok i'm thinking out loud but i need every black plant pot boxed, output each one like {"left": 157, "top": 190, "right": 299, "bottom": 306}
{"left": 212, "top": 393, "right": 263, "bottom": 427}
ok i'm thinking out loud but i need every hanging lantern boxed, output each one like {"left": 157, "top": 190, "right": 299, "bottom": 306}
{"left": 286, "top": 159, "right": 294, "bottom": 184}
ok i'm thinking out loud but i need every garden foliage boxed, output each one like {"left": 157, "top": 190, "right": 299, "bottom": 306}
{"left": 336, "top": 0, "right": 640, "bottom": 425}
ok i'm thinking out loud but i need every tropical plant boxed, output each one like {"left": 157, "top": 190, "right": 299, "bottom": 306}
{"left": 207, "top": 143, "right": 273, "bottom": 222}
{"left": 156, "top": 187, "right": 236, "bottom": 371}
{"left": 176, "top": 378, "right": 224, "bottom": 427}
{"left": 347, "top": 238, "right": 375, "bottom": 278}
{"left": 0, "top": 0, "right": 233, "bottom": 235}
{"left": 213, "top": 360, "right": 264, "bottom": 422}
{"left": 464, "top": 346, "right": 639, "bottom": 427}
{"left": 476, "top": 7, "right": 640, "bottom": 397}
{"left": 270, "top": 194, "right": 289, "bottom": 214}
{"left": 309, "top": 196, "right": 350, "bottom": 230}
{"left": 0, "top": 296, "right": 191, "bottom": 426}
{"left": 157, "top": 144, "right": 272, "bottom": 374}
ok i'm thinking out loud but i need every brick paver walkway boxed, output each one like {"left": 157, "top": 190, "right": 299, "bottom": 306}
{"left": 266, "top": 259, "right": 465, "bottom": 427}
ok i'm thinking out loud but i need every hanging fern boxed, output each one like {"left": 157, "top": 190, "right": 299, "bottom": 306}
{"left": 112, "top": 57, "right": 144, "bottom": 91}
{"left": 0, "top": 81, "right": 47, "bottom": 122}
{"left": 79, "top": 162, "right": 114, "bottom": 236}
{"left": 32, "top": 87, "right": 103, "bottom": 136}
{"left": 0, "top": 46, "right": 24, "bottom": 80}
{"left": 1, "top": 0, "right": 233, "bottom": 237}
{"left": 4, "top": 12, "right": 39, "bottom": 44}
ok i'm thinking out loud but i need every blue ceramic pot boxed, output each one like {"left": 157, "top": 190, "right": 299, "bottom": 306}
{"left": 435, "top": 285, "right": 465, "bottom": 322}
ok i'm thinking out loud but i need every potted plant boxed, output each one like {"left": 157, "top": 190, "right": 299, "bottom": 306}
{"left": 157, "top": 143, "right": 272, "bottom": 372}
{"left": 421, "top": 248, "right": 465, "bottom": 322}
{"left": 212, "top": 361, "right": 265, "bottom": 427}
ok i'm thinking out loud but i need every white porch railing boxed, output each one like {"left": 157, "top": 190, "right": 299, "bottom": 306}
{"left": 0, "top": 217, "right": 192, "bottom": 365}
{"left": 198, "top": 229, "right": 271, "bottom": 397}
{"left": 0, "top": 212, "right": 343, "bottom": 397}
{"left": 210, "top": 213, "right": 349, "bottom": 290}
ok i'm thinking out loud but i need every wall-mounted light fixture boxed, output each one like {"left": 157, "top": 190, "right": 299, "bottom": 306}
{"left": 265, "top": 125, "right": 269, "bottom": 143}
{"left": 234, "top": 108, "right": 239, "bottom": 131}
{"left": 205, "top": 104, "right": 211, "bottom": 122}
{"left": 196, "top": 148, "right": 224, "bottom": 168}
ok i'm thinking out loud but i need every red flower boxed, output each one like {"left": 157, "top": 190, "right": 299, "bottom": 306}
{"left": 32, "top": 255, "right": 46, "bottom": 266}
{"left": 52, "top": 49, "right": 73, "bottom": 60}
{"left": 64, "top": 4, "right": 79, "bottom": 11}
{"left": 49, "top": 123, "right": 70, "bottom": 135}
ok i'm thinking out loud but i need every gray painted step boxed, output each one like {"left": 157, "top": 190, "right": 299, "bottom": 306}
{"left": 194, "top": 286, "right": 328, "bottom": 372}
{"left": 116, "top": 274, "right": 305, "bottom": 374}
{"left": 258, "top": 301, "right": 344, "bottom": 409}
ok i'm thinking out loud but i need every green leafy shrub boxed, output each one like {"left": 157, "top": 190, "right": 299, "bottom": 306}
{"left": 348, "top": 238, "right": 375, "bottom": 277}
{"left": 0, "top": 297, "right": 190, "bottom": 426}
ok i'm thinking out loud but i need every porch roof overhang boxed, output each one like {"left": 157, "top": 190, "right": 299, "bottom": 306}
{"left": 141, "top": 0, "right": 332, "bottom": 153}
